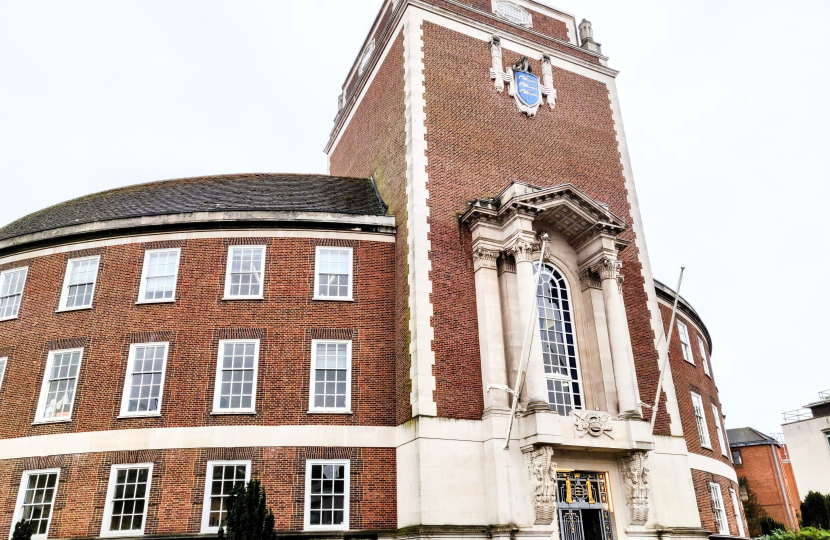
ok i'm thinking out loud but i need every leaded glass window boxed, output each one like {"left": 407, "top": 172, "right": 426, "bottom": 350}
{"left": 201, "top": 461, "right": 249, "bottom": 531}
{"left": 103, "top": 465, "right": 152, "bottom": 535}
{"left": 305, "top": 461, "right": 349, "bottom": 530}
{"left": 224, "top": 247, "right": 265, "bottom": 299}
{"left": 36, "top": 349, "right": 83, "bottom": 422}
{"left": 212, "top": 340, "right": 258, "bottom": 413}
{"left": 14, "top": 470, "right": 59, "bottom": 538}
{"left": 59, "top": 256, "right": 99, "bottom": 310}
{"left": 314, "top": 247, "right": 353, "bottom": 300}
{"left": 0, "top": 267, "right": 28, "bottom": 320}
{"left": 310, "top": 341, "right": 351, "bottom": 411}
{"left": 535, "top": 263, "right": 582, "bottom": 416}
{"left": 138, "top": 249, "right": 180, "bottom": 302}
{"left": 120, "top": 343, "right": 168, "bottom": 416}
{"left": 493, "top": 1, "right": 532, "bottom": 27}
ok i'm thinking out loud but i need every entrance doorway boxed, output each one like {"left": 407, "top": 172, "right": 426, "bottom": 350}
{"left": 557, "top": 472, "right": 614, "bottom": 540}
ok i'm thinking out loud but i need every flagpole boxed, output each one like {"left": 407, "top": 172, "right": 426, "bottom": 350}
{"left": 503, "top": 234, "right": 549, "bottom": 449}
{"left": 649, "top": 266, "right": 685, "bottom": 431}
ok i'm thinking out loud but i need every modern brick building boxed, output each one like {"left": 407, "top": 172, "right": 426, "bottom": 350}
{"left": 0, "top": 1, "right": 745, "bottom": 540}
{"left": 727, "top": 428, "right": 800, "bottom": 530}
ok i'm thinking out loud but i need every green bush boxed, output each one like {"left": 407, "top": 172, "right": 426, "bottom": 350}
{"left": 760, "top": 527, "right": 830, "bottom": 540}
{"left": 218, "top": 479, "right": 277, "bottom": 540}
{"left": 742, "top": 477, "right": 770, "bottom": 536}
{"left": 801, "top": 492, "right": 830, "bottom": 530}
{"left": 761, "top": 516, "right": 787, "bottom": 535}
{"left": 10, "top": 521, "right": 33, "bottom": 540}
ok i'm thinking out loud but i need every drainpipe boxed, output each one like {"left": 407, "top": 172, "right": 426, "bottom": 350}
{"left": 770, "top": 442, "right": 795, "bottom": 528}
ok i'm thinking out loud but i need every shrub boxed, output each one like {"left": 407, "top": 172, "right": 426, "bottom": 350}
{"left": 741, "top": 477, "right": 771, "bottom": 536}
{"left": 801, "top": 492, "right": 830, "bottom": 530}
{"left": 761, "top": 516, "right": 787, "bottom": 535}
{"left": 10, "top": 521, "right": 34, "bottom": 540}
{"left": 760, "top": 527, "right": 830, "bottom": 540}
{"left": 218, "top": 479, "right": 277, "bottom": 540}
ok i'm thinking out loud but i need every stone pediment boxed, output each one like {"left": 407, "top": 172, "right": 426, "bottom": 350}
{"left": 460, "top": 182, "right": 628, "bottom": 248}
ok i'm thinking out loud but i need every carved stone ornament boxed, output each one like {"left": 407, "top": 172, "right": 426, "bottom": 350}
{"left": 573, "top": 410, "right": 613, "bottom": 438}
{"left": 488, "top": 39, "right": 555, "bottom": 117}
{"left": 524, "top": 445, "right": 558, "bottom": 525}
{"left": 472, "top": 246, "right": 500, "bottom": 271}
{"left": 507, "top": 239, "right": 537, "bottom": 264}
{"left": 592, "top": 257, "right": 623, "bottom": 281}
{"left": 618, "top": 451, "right": 650, "bottom": 526}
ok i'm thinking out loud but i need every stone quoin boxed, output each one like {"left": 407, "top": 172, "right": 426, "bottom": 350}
{"left": 0, "top": 1, "right": 744, "bottom": 540}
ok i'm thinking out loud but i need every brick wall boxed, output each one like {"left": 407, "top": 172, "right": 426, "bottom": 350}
{"left": 453, "top": 0, "right": 573, "bottom": 44}
{"left": 733, "top": 443, "right": 799, "bottom": 528}
{"left": 691, "top": 469, "right": 747, "bottom": 536}
{"left": 329, "top": 31, "right": 411, "bottom": 424}
{"left": 0, "top": 236, "right": 396, "bottom": 435}
{"left": 0, "top": 447, "right": 396, "bottom": 538}
{"left": 659, "top": 303, "right": 733, "bottom": 463}
{"left": 421, "top": 22, "right": 667, "bottom": 424}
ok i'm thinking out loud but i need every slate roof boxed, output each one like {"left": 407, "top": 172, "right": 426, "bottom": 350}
{"left": 0, "top": 173, "right": 387, "bottom": 242}
{"left": 726, "top": 427, "right": 779, "bottom": 447}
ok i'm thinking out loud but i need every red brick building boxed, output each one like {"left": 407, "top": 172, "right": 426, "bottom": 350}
{"left": 728, "top": 428, "right": 800, "bottom": 530}
{"left": 0, "top": 1, "right": 743, "bottom": 540}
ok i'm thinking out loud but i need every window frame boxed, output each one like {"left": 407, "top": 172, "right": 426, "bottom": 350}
{"left": 222, "top": 246, "right": 266, "bottom": 300}
{"left": 0, "top": 356, "right": 7, "bottom": 392}
{"left": 34, "top": 348, "right": 84, "bottom": 424}
{"left": 57, "top": 255, "right": 101, "bottom": 312}
{"left": 0, "top": 266, "right": 29, "bottom": 321}
{"left": 711, "top": 404, "right": 728, "bottom": 456}
{"left": 357, "top": 40, "right": 375, "bottom": 76}
{"left": 690, "top": 392, "right": 712, "bottom": 449}
{"left": 100, "top": 463, "right": 154, "bottom": 538}
{"left": 730, "top": 487, "right": 746, "bottom": 537}
{"left": 304, "top": 459, "right": 350, "bottom": 532}
{"left": 200, "top": 460, "right": 251, "bottom": 533}
{"left": 136, "top": 248, "right": 181, "bottom": 304}
{"left": 677, "top": 321, "right": 694, "bottom": 364}
{"left": 211, "top": 339, "right": 260, "bottom": 414}
{"left": 731, "top": 449, "right": 743, "bottom": 466}
{"left": 313, "top": 246, "right": 354, "bottom": 301}
{"left": 697, "top": 336, "right": 711, "bottom": 377}
{"left": 824, "top": 430, "right": 830, "bottom": 451}
{"left": 10, "top": 468, "right": 61, "bottom": 540}
{"left": 709, "top": 482, "right": 729, "bottom": 535}
{"left": 118, "top": 342, "right": 170, "bottom": 418}
{"left": 308, "top": 339, "right": 352, "bottom": 414}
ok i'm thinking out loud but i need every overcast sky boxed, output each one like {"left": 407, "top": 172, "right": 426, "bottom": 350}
{"left": 1, "top": 1, "right": 828, "bottom": 437}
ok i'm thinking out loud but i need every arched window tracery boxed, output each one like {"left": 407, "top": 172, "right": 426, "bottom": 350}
{"left": 534, "top": 262, "right": 583, "bottom": 415}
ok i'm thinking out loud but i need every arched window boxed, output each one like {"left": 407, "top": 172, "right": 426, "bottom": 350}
{"left": 493, "top": 1, "right": 532, "bottom": 27}
{"left": 535, "top": 263, "right": 582, "bottom": 415}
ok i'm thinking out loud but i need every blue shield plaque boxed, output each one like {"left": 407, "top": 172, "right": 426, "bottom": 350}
{"left": 514, "top": 70, "right": 541, "bottom": 108}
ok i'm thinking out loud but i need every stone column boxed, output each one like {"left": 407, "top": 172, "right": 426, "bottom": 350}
{"left": 509, "top": 239, "right": 549, "bottom": 407}
{"left": 594, "top": 257, "right": 639, "bottom": 417}
{"left": 473, "top": 246, "right": 509, "bottom": 409}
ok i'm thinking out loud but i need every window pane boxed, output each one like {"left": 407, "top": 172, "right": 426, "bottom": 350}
{"left": 0, "top": 268, "right": 27, "bottom": 318}
{"left": 207, "top": 463, "right": 247, "bottom": 528}
{"left": 109, "top": 467, "right": 150, "bottom": 532}
{"left": 19, "top": 472, "right": 58, "bottom": 536}
{"left": 317, "top": 249, "right": 350, "bottom": 298}
{"left": 217, "top": 342, "right": 256, "bottom": 410}
{"left": 42, "top": 352, "right": 81, "bottom": 419}
{"left": 227, "top": 248, "right": 263, "bottom": 297}
{"left": 308, "top": 463, "right": 346, "bottom": 527}
{"left": 312, "top": 343, "right": 348, "bottom": 410}
{"left": 126, "top": 345, "right": 166, "bottom": 414}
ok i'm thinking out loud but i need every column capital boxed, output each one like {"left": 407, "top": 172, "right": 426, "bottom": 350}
{"left": 592, "top": 257, "right": 623, "bottom": 281}
{"left": 506, "top": 238, "right": 538, "bottom": 264}
{"left": 472, "top": 246, "right": 500, "bottom": 271}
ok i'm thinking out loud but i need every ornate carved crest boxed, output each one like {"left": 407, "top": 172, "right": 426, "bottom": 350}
{"left": 524, "top": 445, "right": 557, "bottom": 525}
{"left": 573, "top": 410, "right": 613, "bottom": 438}
{"left": 489, "top": 37, "right": 556, "bottom": 117}
{"left": 618, "top": 451, "right": 650, "bottom": 526}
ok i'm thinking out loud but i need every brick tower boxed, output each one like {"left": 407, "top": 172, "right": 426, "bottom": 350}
{"left": 327, "top": 1, "right": 744, "bottom": 539}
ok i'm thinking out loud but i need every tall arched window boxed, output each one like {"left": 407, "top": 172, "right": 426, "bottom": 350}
{"left": 535, "top": 263, "right": 583, "bottom": 415}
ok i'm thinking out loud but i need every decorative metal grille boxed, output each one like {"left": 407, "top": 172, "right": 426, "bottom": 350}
{"left": 557, "top": 472, "right": 614, "bottom": 540}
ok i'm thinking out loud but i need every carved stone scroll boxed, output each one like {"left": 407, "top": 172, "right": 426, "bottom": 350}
{"left": 472, "top": 246, "right": 500, "bottom": 272}
{"left": 524, "top": 445, "right": 558, "bottom": 525}
{"left": 618, "top": 451, "right": 650, "bottom": 526}
{"left": 573, "top": 410, "right": 613, "bottom": 438}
